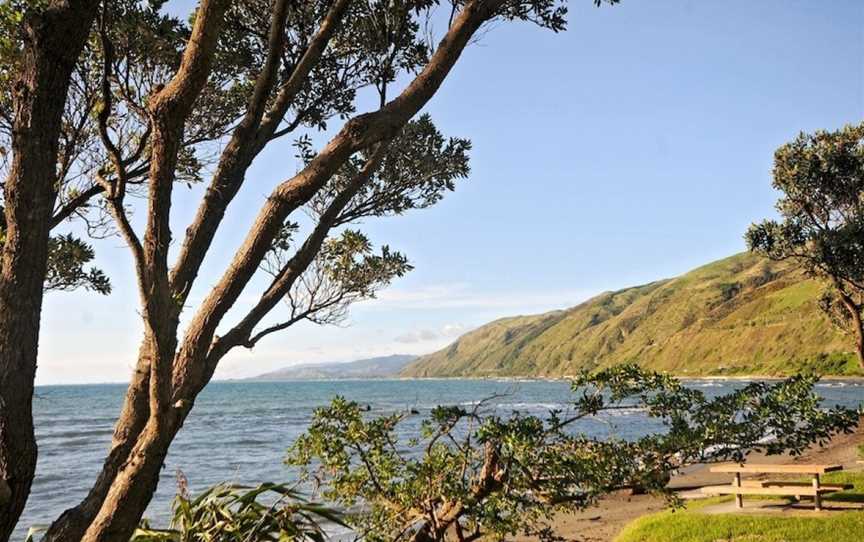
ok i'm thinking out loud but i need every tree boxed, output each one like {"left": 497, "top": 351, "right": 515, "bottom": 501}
{"left": 0, "top": 0, "right": 620, "bottom": 540}
{"left": 288, "top": 365, "right": 859, "bottom": 542}
{"left": 0, "top": 1, "right": 101, "bottom": 537}
{"left": 747, "top": 123, "right": 864, "bottom": 371}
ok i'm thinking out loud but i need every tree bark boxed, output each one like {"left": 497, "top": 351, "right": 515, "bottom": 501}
{"left": 855, "top": 322, "right": 864, "bottom": 371}
{"left": 0, "top": 1, "right": 98, "bottom": 539}
{"left": 835, "top": 286, "right": 864, "bottom": 371}
{"left": 42, "top": 345, "right": 152, "bottom": 542}
{"left": 44, "top": 2, "right": 293, "bottom": 536}
{"left": 172, "top": 0, "right": 503, "bottom": 398}
{"left": 845, "top": 302, "right": 864, "bottom": 371}
{"left": 81, "top": 407, "right": 185, "bottom": 542}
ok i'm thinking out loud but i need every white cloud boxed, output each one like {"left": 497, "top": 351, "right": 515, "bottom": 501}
{"left": 394, "top": 329, "right": 439, "bottom": 344}
{"left": 441, "top": 323, "right": 469, "bottom": 336}
{"left": 393, "top": 322, "right": 471, "bottom": 344}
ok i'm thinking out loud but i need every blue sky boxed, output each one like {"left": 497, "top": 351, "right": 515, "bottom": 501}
{"left": 37, "top": 0, "right": 863, "bottom": 384}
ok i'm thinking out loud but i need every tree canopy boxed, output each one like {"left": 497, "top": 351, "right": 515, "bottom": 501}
{"left": 288, "top": 365, "right": 859, "bottom": 542}
{"left": 747, "top": 123, "right": 864, "bottom": 370}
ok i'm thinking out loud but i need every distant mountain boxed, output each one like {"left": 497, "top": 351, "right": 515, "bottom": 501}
{"left": 402, "top": 253, "right": 862, "bottom": 378}
{"left": 249, "top": 354, "right": 416, "bottom": 380}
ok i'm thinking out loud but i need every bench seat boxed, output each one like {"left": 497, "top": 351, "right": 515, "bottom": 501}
{"left": 740, "top": 480, "right": 853, "bottom": 491}
{"left": 701, "top": 483, "right": 851, "bottom": 497}
{"left": 711, "top": 463, "right": 842, "bottom": 475}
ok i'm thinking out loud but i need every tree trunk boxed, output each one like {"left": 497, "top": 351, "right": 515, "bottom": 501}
{"left": 81, "top": 349, "right": 204, "bottom": 541}
{"left": 42, "top": 346, "right": 152, "bottom": 542}
{"left": 0, "top": 2, "right": 98, "bottom": 539}
{"left": 851, "top": 308, "right": 864, "bottom": 371}
{"left": 835, "top": 287, "right": 864, "bottom": 371}
{"left": 82, "top": 412, "right": 184, "bottom": 542}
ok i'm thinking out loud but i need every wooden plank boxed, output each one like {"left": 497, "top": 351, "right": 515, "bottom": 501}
{"left": 710, "top": 463, "right": 843, "bottom": 474}
{"left": 700, "top": 485, "right": 846, "bottom": 497}
{"left": 745, "top": 481, "right": 852, "bottom": 491}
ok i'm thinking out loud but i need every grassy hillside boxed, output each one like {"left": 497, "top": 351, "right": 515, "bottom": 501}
{"left": 402, "top": 253, "right": 862, "bottom": 378}
{"left": 247, "top": 355, "right": 415, "bottom": 380}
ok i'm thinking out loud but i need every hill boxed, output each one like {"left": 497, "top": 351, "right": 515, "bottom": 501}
{"left": 402, "top": 253, "right": 862, "bottom": 378}
{"left": 250, "top": 354, "right": 416, "bottom": 380}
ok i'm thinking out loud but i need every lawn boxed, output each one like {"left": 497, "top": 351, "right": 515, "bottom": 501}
{"left": 615, "top": 472, "right": 864, "bottom": 542}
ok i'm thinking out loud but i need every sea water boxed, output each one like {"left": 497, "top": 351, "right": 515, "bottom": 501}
{"left": 18, "top": 378, "right": 864, "bottom": 538}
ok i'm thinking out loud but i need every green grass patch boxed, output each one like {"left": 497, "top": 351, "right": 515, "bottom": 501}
{"left": 614, "top": 472, "right": 864, "bottom": 542}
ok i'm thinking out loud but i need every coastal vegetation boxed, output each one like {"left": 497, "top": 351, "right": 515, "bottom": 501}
{"left": 403, "top": 253, "right": 861, "bottom": 379}
{"left": 405, "top": 123, "right": 864, "bottom": 381}
{"left": 286, "top": 365, "right": 857, "bottom": 542}
{"left": 129, "top": 482, "right": 343, "bottom": 542}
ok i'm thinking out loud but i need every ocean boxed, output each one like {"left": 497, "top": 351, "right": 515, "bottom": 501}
{"left": 19, "top": 378, "right": 864, "bottom": 538}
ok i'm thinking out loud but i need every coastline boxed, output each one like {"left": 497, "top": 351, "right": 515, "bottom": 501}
{"left": 387, "top": 374, "right": 864, "bottom": 383}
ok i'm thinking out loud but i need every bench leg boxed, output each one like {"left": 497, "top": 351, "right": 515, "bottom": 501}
{"left": 735, "top": 473, "right": 743, "bottom": 509}
{"left": 813, "top": 474, "right": 822, "bottom": 511}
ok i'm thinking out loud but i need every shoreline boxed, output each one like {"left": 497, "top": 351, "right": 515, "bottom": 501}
{"left": 394, "top": 374, "right": 864, "bottom": 382}
{"left": 34, "top": 374, "right": 864, "bottom": 389}
{"left": 349, "top": 374, "right": 864, "bottom": 383}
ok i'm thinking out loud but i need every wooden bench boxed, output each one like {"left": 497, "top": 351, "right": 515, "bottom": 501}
{"left": 700, "top": 463, "right": 848, "bottom": 510}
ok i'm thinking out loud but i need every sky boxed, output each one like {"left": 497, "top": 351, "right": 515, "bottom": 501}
{"left": 37, "top": 0, "right": 864, "bottom": 384}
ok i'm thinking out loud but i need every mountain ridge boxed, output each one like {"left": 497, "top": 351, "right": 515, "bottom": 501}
{"left": 249, "top": 354, "right": 416, "bottom": 380}
{"left": 402, "top": 253, "right": 862, "bottom": 378}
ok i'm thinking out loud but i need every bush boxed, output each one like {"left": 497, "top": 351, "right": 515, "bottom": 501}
{"left": 130, "top": 481, "right": 344, "bottom": 542}
{"left": 287, "top": 365, "right": 859, "bottom": 542}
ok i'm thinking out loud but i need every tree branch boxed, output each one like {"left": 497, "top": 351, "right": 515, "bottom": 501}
{"left": 208, "top": 143, "right": 390, "bottom": 361}
{"left": 142, "top": 0, "right": 232, "bottom": 414}
{"left": 169, "top": 0, "right": 351, "bottom": 302}
{"left": 171, "top": 0, "right": 507, "bottom": 409}
{"left": 94, "top": 7, "right": 146, "bottom": 280}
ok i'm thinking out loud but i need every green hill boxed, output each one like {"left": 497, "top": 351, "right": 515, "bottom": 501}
{"left": 402, "top": 253, "right": 863, "bottom": 378}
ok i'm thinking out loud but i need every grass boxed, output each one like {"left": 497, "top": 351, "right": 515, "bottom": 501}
{"left": 614, "top": 472, "right": 864, "bottom": 542}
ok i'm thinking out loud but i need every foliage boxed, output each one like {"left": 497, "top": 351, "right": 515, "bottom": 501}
{"left": 615, "top": 472, "right": 864, "bottom": 542}
{"left": 747, "top": 123, "right": 864, "bottom": 367}
{"left": 287, "top": 364, "right": 859, "bottom": 542}
{"left": 307, "top": 114, "right": 472, "bottom": 224}
{"left": 0, "top": 216, "right": 110, "bottom": 294}
{"left": 264, "top": 229, "right": 412, "bottom": 330}
{"left": 129, "top": 481, "right": 345, "bottom": 542}
{"left": 403, "top": 252, "right": 862, "bottom": 379}
{"left": 44, "top": 234, "right": 111, "bottom": 294}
